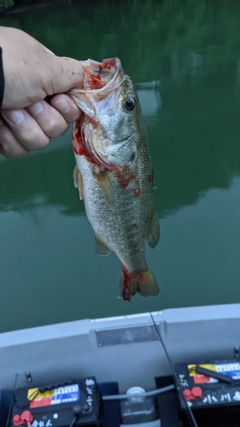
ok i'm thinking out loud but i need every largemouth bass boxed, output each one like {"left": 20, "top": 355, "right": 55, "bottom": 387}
{"left": 70, "top": 58, "right": 160, "bottom": 301}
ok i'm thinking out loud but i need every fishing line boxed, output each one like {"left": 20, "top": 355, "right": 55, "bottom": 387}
{"left": 143, "top": 299, "right": 199, "bottom": 427}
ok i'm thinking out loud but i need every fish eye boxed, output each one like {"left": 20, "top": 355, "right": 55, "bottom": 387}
{"left": 124, "top": 97, "right": 135, "bottom": 111}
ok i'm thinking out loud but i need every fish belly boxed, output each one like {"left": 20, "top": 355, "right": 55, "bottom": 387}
{"left": 76, "top": 155, "right": 152, "bottom": 270}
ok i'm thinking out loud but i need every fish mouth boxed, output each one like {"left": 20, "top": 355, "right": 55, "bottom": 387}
{"left": 70, "top": 58, "right": 125, "bottom": 99}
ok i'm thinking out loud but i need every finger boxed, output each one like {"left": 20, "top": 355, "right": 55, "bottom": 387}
{"left": 27, "top": 100, "right": 68, "bottom": 138}
{"left": 46, "top": 57, "right": 84, "bottom": 94}
{"left": 1, "top": 109, "right": 50, "bottom": 151}
{"left": 50, "top": 94, "right": 82, "bottom": 123}
{"left": 0, "top": 119, "right": 29, "bottom": 158}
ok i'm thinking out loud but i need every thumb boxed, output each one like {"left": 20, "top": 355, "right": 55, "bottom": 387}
{"left": 47, "top": 56, "right": 84, "bottom": 94}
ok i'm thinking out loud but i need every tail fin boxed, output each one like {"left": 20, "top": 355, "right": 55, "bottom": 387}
{"left": 120, "top": 266, "right": 159, "bottom": 302}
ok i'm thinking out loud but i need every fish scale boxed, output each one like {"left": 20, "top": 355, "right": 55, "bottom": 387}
{"left": 70, "top": 57, "right": 160, "bottom": 301}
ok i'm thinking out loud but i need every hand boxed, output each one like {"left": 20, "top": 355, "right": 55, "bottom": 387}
{"left": 0, "top": 27, "right": 84, "bottom": 158}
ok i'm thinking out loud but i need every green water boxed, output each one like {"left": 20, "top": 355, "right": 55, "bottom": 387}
{"left": 0, "top": 0, "right": 240, "bottom": 333}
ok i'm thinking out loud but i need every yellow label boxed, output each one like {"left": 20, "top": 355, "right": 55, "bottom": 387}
{"left": 27, "top": 388, "right": 54, "bottom": 400}
{"left": 188, "top": 364, "right": 217, "bottom": 376}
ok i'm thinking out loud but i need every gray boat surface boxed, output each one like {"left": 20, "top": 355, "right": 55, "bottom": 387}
{"left": 0, "top": 303, "right": 239, "bottom": 393}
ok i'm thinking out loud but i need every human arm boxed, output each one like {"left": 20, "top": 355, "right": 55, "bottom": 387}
{"left": 0, "top": 27, "right": 83, "bottom": 158}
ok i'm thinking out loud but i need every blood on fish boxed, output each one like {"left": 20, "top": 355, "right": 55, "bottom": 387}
{"left": 72, "top": 120, "right": 93, "bottom": 160}
{"left": 84, "top": 58, "right": 116, "bottom": 90}
{"left": 121, "top": 265, "right": 131, "bottom": 288}
{"left": 72, "top": 120, "right": 86, "bottom": 156}
{"left": 102, "top": 58, "right": 116, "bottom": 69}
{"left": 134, "top": 188, "right": 140, "bottom": 197}
{"left": 121, "top": 265, "right": 137, "bottom": 301}
{"left": 72, "top": 119, "right": 104, "bottom": 170}
{"left": 121, "top": 265, "right": 148, "bottom": 301}
{"left": 88, "top": 74, "right": 105, "bottom": 90}
{"left": 115, "top": 170, "right": 136, "bottom": 189}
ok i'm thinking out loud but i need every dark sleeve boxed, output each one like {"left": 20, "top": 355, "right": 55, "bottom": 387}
{"left": 0, "top": 47, "right": 5, "bottom": 108}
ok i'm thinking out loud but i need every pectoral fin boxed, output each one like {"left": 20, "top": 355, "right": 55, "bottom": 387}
{"left": 95, "top": 234, "right": 111, "bottom": 256}
{"left": 73, "top": 165, "right": 84, "bottom": 200}
{"left": 94, "top": 170, "right": 114, "bottom": 208}
{"left": 146, "top": 209, "right": 160, "bottom": 248}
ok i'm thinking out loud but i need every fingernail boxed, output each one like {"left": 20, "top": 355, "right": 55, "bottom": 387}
{"left": 2, "top": 110, "right": 24, "bottom": 125}
{"left": 28, "top": 101, "right": 44, "bottom": 115}
{"left": 54, "top": 99, "right": 71, "bottom": 113}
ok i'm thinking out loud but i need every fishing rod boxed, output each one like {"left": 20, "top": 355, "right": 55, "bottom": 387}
{"left": 144, "top": 302, "right": 199, "bottom": 427}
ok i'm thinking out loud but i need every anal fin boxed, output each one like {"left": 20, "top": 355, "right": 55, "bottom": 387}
{"left": 95, "top": 234, "right": 111, "bottom": 256}
{"left": 146, "top": 209, "right": 160, "bottom": 248}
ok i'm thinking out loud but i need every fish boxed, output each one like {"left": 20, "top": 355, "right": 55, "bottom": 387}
{"left": 69, "top": 58, "right": 160, "bottom": 301}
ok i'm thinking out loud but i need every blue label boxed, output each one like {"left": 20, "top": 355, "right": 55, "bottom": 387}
{"left": 216, "top": 363, "right": 240, "bottom": 380}
{"left": 51, "top": 384, "right": 80, "bottom": 405}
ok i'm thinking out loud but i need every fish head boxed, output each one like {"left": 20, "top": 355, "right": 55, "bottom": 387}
{"left": 70, "top": 58, "right": 144, "bottom": 169}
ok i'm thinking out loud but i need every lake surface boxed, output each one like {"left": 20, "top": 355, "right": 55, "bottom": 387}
{"left": 0, "top": 0, "right": 240, "bottom": 333}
